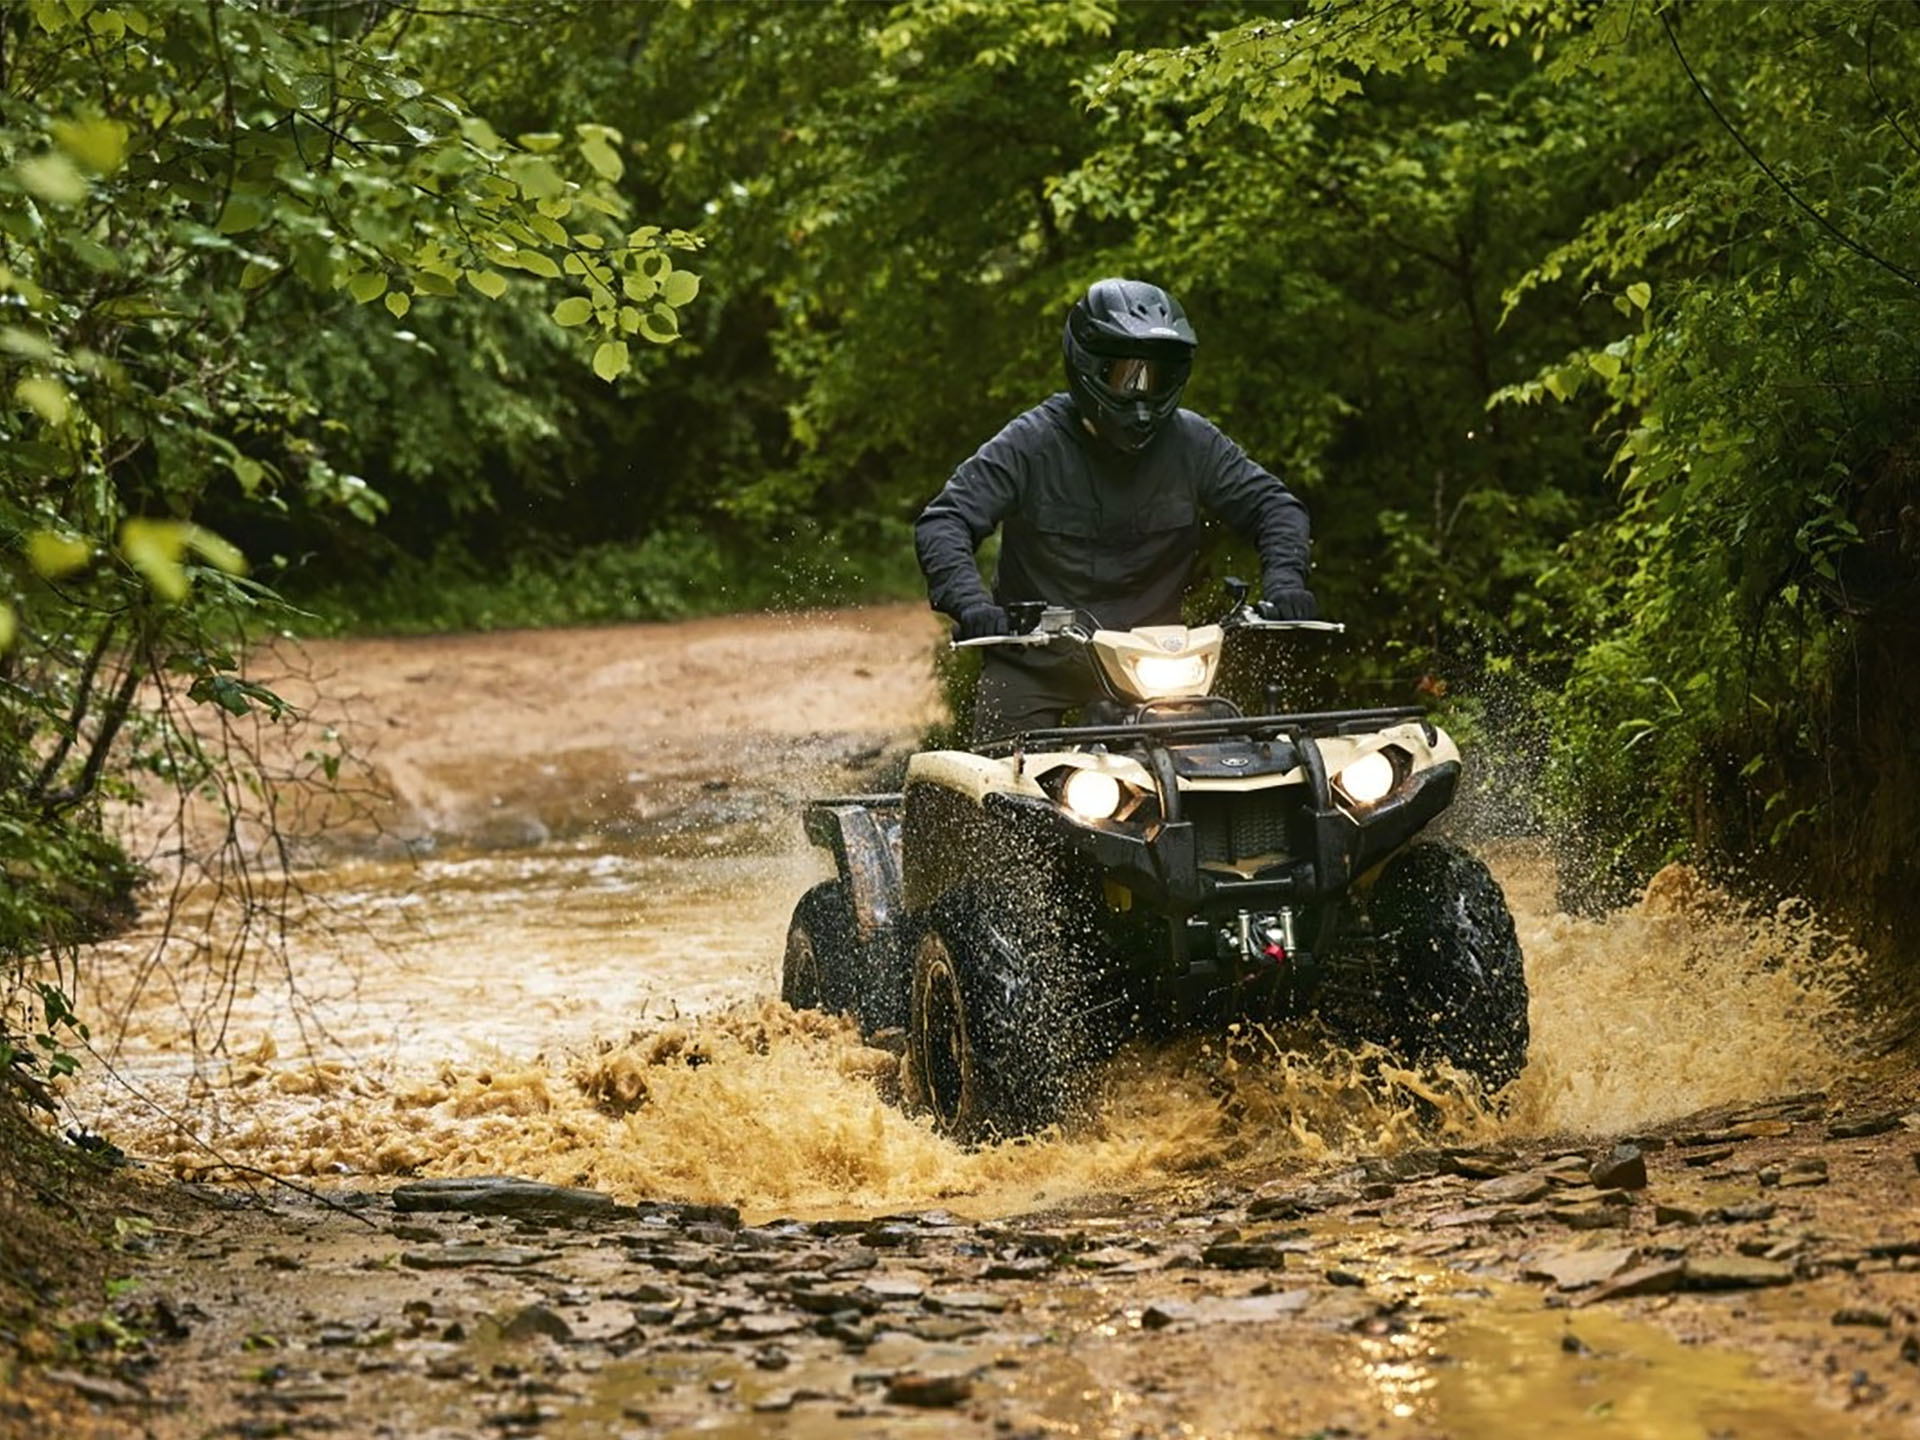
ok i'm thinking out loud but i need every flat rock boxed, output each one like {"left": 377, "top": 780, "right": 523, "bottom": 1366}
{"left": 856, "top": 1275, "right": 925, "bottom": 1303}
{"left": 391, "top": 1177, "right": 616, "bottom": 1219}
{"left": 1520, "top": 1246, "right": 1640, "bottom": 1292}
{"left": 885, "top": 1371, "right": 973, "bottom": 1408}
{"left": 1477, "top": 1173, "right": 1552, "bottom": 1205}
{"left": 1578, "top": 1260, "right": 1688, "bottom": 1306}
{"left": 1140, "top": 1290, "right": 1314, "bottom": 1329}
{"left": 1202, "top": 1242, "right": 1291, "bottom": 1270}
{"left": 922, "top": 1290, "right": 1008, "bottom": 1314}
{"left": 44, "top": 1370, "right": 148, "bottom": 1407}
{"left": 399, "top": 1244, "right": 558, "bottom": 1270}
{"left": 1826, "top": 1113, "right": 1904, "bottom": 1140}
{"left": 1683, "top": 1255, "right": 1794, "bottom": 1289}
{"left": 500, "top": 1305, "right": 573, "bottom": 1343}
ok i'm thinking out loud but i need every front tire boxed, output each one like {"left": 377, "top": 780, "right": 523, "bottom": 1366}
{"left": 908, "top": 889, "right": 1084, "bottom": 1142}
{"left": 1340, "top": 841, "right": 1530, "bottom": 1093}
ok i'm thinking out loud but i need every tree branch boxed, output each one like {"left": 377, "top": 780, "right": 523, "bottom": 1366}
{"left": 1661, "top": 8, "right": 1920, "bottom": 290}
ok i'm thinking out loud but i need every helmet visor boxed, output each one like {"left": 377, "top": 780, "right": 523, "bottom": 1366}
{"left": 1102, "top": 355, "right": 1177, "bottom": 399}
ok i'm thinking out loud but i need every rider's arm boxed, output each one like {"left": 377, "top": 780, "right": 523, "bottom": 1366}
{"left": 913, "top": 419, "right": 1028, "bottom": 618}
{"left": 1193, "top": 423, "right": 1312, "bottom": 596}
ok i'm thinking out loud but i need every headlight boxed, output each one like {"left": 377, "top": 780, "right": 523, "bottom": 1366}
{"left": 1061, "top": 769, "right": 1122, "bottom": 822}
{"left": 1334, "top": 750, "right": 1397, "bottom": 807}
{"left": 1129, "top": 652, "right": 1212, "bottom": 698}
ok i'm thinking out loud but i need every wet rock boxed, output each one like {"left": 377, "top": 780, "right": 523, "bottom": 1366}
{"left": 856, "top": 1275, "right": 925, "bottom": 1304}
{"left": 399, "top": 1244, "right": 559, "bottom": 1270}
{"left": 1553, "top": 1204, "right": 1630, "bottom": 1232}
{"left": 753, "top": 1346, "right": 792, "bottom": 1371}
{"left": 1682, "top": 1146, "right": 1736, "bottom": 1168}
{"left": 906, "top": 1316, "right": 988, "bottom": 1341}
{"left": 1202, "top": 1241, "right": 1291, "bottom": 1270}
{"left": 44, "top": 1370, "right": 148, "bottom": 1407}
{"left": 788, "top": 1286, "right": 872, "bottom": 1316}
{"left": 1477, "top": 1173, "right": 1552, "bottom": 1205}
{"left": 885, "top": 1371, "right": 974, "bottom": 1407}
{"left": 825, "top": 1247, "right": 880, "bottom": 1276}
{"left": 1521, "top": 1246, "right": 1640, "bottom": 1292}
{"left": 501, "top": 1306, "right": 574, "bottom": 1344}
{"left": 1589, "top": 1145, "right": 1648, "bottom": 1191}
{"left": 1577, "top": 1260, "right": 1689, "bottom": 1306}
{"left": 392, "top": 1177, "right": 617, "bottom": 1220}
{"left": 640, "top": 1201, "right": 741, "bottom": 1229}
{"left": 1325, "top": 1269, "right": 1367, "bottom": 1287}
{"left": 1655, "top": 1204, "right": 1704, "bottom": 1226}
{"left": 923, "top": 1290, "right": 1008, "bottom": 1314}
{"left": 1826, "top": 1113, "right": 1904, "bottom": 1140}
{"left": 1761, "top": 1157, "right": 1829, "bottom": 1188}
{"left": 1442, "top": 1148, "right": 1518, "bottom": 1179}
{"left": 1682, "top": 1255, "right": 1793, "bottom": 1289}
{"left": 1248, "top": 1186, "right": 1347, "bottom": 1220}
{"left": 1711, "top": 1202, "right": 1777, "bottom": 1224}
{"left": 730, "top": 1313, "right": 806, "bottom": 1340}
{"left": 983, "top": 1256, "right": 1053, "bottom": 1280}
{"left": 1832, "top": 1307, "right": 1893, "bottom": 1327}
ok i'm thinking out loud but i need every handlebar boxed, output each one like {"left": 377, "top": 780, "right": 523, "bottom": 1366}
{"left": 951, "top": 604, "right": 1345, "bottom": 649}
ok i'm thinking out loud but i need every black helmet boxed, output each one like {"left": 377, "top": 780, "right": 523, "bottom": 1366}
{"left": 1062, "top": 278, "right": 1197, "bottom": 453}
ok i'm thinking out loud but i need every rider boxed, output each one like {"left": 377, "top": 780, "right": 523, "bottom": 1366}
{"left": 914, "top": 277, "right": 1316, "bottom": 738}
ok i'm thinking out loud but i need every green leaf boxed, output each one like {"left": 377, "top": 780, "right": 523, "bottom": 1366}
{"left": 1588, "top": 350, "right": 1622, "bottom": 380}
{"left": 637, "top": 304, "right": 679, "bottom": 344}
{"left": 15, "top": 375, "right": 70, "bottom": 423}
{"left": 119, "top": 519, "right": 190, "bottom": 603}
{"left": 517, "top": 132, "right": 564, "bottom": 153}
{"left": 411, "top": 271, "right": 456, "bottom": 297}
{"left": 347, "top": 271, "right": 388, "bottom": 303}
{"left": 552, "top": 296, "right": 593, "bottom": 327}
{"left": 509, "top": 156, "right": 566, "bottom": 201}
{"left": 662, "top": 270, "right": 700, "bottom": 307}
{"left": 580, "top": 136, "right": 624, "bottom": 181}
{"left": 216, "top": 194, "right": 270, "bottom": 234}
{"left": 513, "top": 250, "right": 561, "bottom": 279}
{"left": 385, "top": 290, "right": 411, "bottom": 318}
{"left": 0, "top": 602, "right": 13, "bottom": 653}
{"left": 27, "top": 531, "right": 90, "bottom": 578}
{"left": 51, "top": 116, "right": 129, "bottom": 174}
{"left": 592, "top": 339, "right": 630, "bottom": 381}
{"left": 183, "top": 525, "right": 247, "bottom": 576}
{"left": 465, "top": 269, "right": 508, "bottom": 299}
{"left": 15, "top": 153, "right": 87, "bottom": 205}
{"left": 622, "top": 273, "right": 656, "bottom": 301}
{"left": 1626, "top": 281, "right": 1652, "bottom": 311}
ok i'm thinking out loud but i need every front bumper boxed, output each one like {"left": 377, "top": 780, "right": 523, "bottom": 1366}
{"left": 986, "top": 756, "right": 1461, "bottom": 915}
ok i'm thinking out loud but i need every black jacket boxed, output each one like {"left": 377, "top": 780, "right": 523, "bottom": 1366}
{"left": 914, "top": 393, "right": 1311, "bottom": 631}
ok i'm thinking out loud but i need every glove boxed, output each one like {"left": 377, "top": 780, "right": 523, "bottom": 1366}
{"left": 953, "top": 602, "right": 1011, "bottom": 640}
{"left": 1257, "top": 588, "right": 1319, "bottom": 622}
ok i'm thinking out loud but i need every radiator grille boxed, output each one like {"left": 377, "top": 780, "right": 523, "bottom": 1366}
{"left": 1185, "top": 789, "right": 1295, "bottom": 866}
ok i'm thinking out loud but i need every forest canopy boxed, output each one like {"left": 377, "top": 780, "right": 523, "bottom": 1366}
{"left": 4, "top": 0, "right": 1918, "bottom": 1015}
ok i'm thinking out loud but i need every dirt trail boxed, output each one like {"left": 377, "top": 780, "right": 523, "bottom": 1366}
{"left": 16, "top": 604, "right": 1920, "bottom": 1439}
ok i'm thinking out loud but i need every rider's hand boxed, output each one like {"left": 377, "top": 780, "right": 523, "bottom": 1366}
{"left": 1257, "top": 588, "right": 1319, "bottom": 622}
{"left": 954, "top": 602, "right": 1011, "bottom": 640}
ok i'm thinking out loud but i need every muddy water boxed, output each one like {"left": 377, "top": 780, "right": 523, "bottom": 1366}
{"left": 68, "top": 824, "right": 1863, "bottom": 1226}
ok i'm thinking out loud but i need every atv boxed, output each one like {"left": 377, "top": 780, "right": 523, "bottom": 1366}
{"left": 783, "top": 583, "right": 1528, "bottom": 1140}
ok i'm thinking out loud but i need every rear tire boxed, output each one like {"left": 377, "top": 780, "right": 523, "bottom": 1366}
{"left": 908, "top": 888, "right": 1084, "bottom": 1142}
{"left": 782, "top": 881, "right": 854, "bottom": 1015}
{"left": 1340, "top": 841, "right": 1530, "bottom": 1093}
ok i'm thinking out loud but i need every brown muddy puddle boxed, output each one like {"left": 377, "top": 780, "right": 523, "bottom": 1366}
{"left": 66, "top": 831, "right": 1861, "bottom": 1219}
